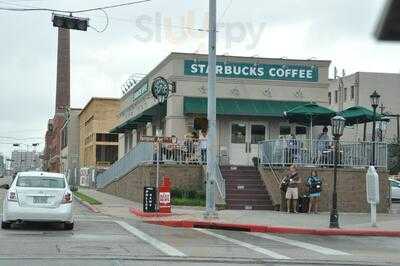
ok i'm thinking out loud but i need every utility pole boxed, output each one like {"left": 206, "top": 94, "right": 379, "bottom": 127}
{"left": 204, "top": 0, "right": 218, "bottom": 219}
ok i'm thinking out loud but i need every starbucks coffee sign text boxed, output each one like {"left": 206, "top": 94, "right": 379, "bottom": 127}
{"left": 184, "top": 60, "right": 318, "bottom": 82}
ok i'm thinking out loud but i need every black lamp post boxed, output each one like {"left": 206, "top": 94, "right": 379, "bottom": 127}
{"left": 379, "top": 103, "right": 385, "bottom": 142}
{"left": 370, "top": 90, "right": 381, "bottom": 165}
{"left": 329, "top": 115, "right": 346, "bottom": 229}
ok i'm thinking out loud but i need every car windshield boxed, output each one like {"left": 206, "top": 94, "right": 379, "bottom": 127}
{"left": 16, "top": 176, "right": 65, "bottom": 189}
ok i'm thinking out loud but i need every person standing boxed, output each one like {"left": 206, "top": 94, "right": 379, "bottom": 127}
{"left": 284, "top": 165, "right": 300, "bottom": 213}
{"left": 199, "top": 129, "right": 208, "bottom": 164}
{"left": 307, "top": 170, "right": 322, "bottom": 214}
{"left": 316, "top": 127, "right": 330, "bottom": 165}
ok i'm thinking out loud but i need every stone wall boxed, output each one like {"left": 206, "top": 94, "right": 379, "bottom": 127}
{"left": 101, "top": 164, "right": 204, "bottom": 203}
{"left": 259, "top": 167, "right": 390, "bottom": 213}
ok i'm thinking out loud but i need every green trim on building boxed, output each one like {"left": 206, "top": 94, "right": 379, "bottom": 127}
{"left": 184, "top": 97, "right": 307, "bottom": 117}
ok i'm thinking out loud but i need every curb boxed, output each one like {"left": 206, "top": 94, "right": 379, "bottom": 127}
{"left": 145, "top": 219, "right": 400, "bottom": 237}
{"left": 73, "top": 195, "right": 100, "bottom": 213}
{"left": 129, "top": 207, "right": 173, "bottom": 218}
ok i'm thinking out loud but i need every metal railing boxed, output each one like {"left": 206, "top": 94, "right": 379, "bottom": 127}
{"left": 96, "top": 142, "right": 153, "bottom": 188}
{"left": 155, "top": 140, "right": 205, "bottom": 165}
{"left": 202, "top": 164, "right": 225, "bottom": 201}
{"left": 259, "top": 139, "right": 388, "bottom": 169}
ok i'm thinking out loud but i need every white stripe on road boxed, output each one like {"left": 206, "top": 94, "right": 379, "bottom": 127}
{"left": 249, "top": 232, "right": 350, "bottom": 256}
{"left": 193, "top": 228, "right": 291, "bottom": 260}
{"left": 115, "top": 220, "right": 186, "bottom": 257}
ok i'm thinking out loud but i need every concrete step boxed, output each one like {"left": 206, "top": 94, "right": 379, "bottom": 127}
{"left": 226, "top": 204, "right": 274, "bottom": 210}
{"left": 226, "top": 193, "right": 271, "bottom": 200}
{"left": 226, "top": 184, "right": 266, "bottom": 190}
{"left": 225, "top": 189, "right": 267, "bottom": 194}
{"left": 226, "top": 198, "right": 272, "bottom": 205}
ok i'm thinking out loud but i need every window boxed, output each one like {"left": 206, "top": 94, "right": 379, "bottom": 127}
{"left": 328, "top": 92, "right": 331, "bottom": 105}
{"left": 17, "top": 176, "right": 65, "bottom": 188}
{"left": 279, "top": 125, "right": 291, "bottom": 136}
{"left": 231, "top": 123, "right": 246, "bottom": 144}
{"left": 351, "top": 86, "right": 355, "bottom": 100}
{"left": 334, "top": 90, "right": 338, "bottom": 103}
{"left": 296, "top": 126, "right": 307, "bottom": 135}
{"left": 96, "top": 145, "right": 118, "bottom": 164}
{"left": 96, "top": 133, "right": 118, "bottom": 142}
{"left": 344, "top": 88, "right": 347, "bottom": 102}
{"left": 251, "top": 125, "right": 265, "bottom": 144}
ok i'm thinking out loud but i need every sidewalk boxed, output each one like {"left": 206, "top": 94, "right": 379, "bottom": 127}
{"left": 78, "top": 187, "right": 400, "bottom": 236}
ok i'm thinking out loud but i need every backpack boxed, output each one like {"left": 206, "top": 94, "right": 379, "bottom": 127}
{"left": 308, "top": 176, "right": 322, "bottom": 193}
{"left": 280, "top": 177, "right": 290, "bottom": 192}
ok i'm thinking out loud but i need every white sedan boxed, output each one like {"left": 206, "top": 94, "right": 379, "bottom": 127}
{"left": 2, "top": 171, "right": 73, "bottom": 230}
{"left": 390, "top": 178, "right": 400, "bottom": 201}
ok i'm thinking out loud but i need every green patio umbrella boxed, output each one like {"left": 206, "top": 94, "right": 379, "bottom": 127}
{"left": 284, "top": 103, "right": 337, "bottom": 140}
{"left": 338, "top": 106, "right": 387, "bottom": 126}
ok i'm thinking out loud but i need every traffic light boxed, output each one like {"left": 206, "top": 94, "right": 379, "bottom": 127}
{"left": 52, "top": 13, "right": 89, "bottom": 31}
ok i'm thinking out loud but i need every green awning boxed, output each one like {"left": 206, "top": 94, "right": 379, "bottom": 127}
{"left": 110, "top": 115, "right": 153, "bottom": 133}
{"left": 338, "top": 106, "right": 387, "bottom": 126}
{"left": 284, "top": 103, "right": 336, "bottom": 126}
{"left": 110, "top": 103, "right": 166, "bottom": 133}
{"left": 184, "top": 97, "right": 306, "bottom": 117}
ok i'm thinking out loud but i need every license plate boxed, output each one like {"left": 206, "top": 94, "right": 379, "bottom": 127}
{"left": 33, "top": 196, "right": 47, "bottom": 204}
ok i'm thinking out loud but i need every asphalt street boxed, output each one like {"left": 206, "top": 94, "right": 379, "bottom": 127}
{"left": 0, "top": 179, "right": 399, "bottom": 265}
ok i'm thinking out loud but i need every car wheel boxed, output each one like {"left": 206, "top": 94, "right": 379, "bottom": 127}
{"left": 64, "top": 222, "right": 74, "bottom": 230}
{"left": 1, "top": 221, "right": 11, "bottom": 229}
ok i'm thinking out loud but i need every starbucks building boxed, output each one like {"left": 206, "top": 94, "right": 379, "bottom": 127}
{"left": 112, "top": 52, "right": 331, "bottom": 166}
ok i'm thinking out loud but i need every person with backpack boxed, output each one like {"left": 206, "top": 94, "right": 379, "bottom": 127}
{"left": 307, "top": 170, "right": 322, "bottom": 214}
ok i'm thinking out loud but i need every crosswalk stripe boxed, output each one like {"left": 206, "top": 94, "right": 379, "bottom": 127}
{"left": 249, "top": 233, "right": 351, "bottom": 256}
{"left": 115, "top": 220, "right": 186, "bottom": 257}
{"left": 193, "top": 228, "right": 291, "bottom": 260}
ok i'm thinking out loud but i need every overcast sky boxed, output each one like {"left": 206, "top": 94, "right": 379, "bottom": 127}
{"left": 0, "top": 0, "right": 398, "bottom": 158}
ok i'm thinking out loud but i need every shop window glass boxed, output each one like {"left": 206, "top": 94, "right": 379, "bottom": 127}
{"left": 251, "top": 125, "right": 265, "bottom": 144}
{"left": 231, "top": 123, "right": 246, "bottom": 144}
{"left": 344, "top": 88, "right": 347, "bottom": 102}
{"left": 335, "top": 90, "right": 338, "bottom": 103}
{"left": 279, "top": 125, "right": 291, "bottom": 138}
{"left": 351, "top": 86, "right": 355, "bottom": 100}
{"left": 328, "top": 92, "right": 331, "bottom": 105}
{"left": 295, "top": 126, "right": 307, "bottom": 135}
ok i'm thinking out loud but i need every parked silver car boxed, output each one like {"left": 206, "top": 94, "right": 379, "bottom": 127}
{"left": 390, "top": 178, "right": 400, "bottom": 201}
{"left": 2, "top": 171, "right": 73, "bottom": 230}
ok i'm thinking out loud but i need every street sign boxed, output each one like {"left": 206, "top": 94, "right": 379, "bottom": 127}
{"left": 140, "top": 136, "right": 173, "bottom": 143}
{"left": 143, "top": 186, "right": 156, "bottom": 212}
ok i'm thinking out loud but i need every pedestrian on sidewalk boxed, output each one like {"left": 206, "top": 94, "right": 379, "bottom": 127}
{"left": 283, "top": 165, "right": 300, "bottom": 213}
{"left": 306, "top": 170, "right": 322, "bottom": 214}
{"left": 199, "top": 129, "right": 208, "bottom": 164}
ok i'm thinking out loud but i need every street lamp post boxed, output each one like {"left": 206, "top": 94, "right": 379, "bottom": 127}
{"left": 370, "top": 90, "right": 381, "bottom": 166}
{"left": 329, "top": 115, "right": 346, "bottom": 229}
{"left": 379, "top": 103, "right": 385, "bottom": 142}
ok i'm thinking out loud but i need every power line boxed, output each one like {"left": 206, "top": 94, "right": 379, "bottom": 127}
{"left": 0, "top": 0, "right": 151, "bottom": 14}
{"left": 89, "top": 8, "right": 109, "bottom": 33}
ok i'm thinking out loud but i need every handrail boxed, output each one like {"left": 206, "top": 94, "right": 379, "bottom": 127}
{"left": 96, "top": 142, "right": 153, "bottom": 188}
{"left": 203, "top": 164, "right": 225, "bottom": 201}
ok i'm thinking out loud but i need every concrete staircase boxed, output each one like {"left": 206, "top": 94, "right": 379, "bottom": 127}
{"left": 221, "top": 166, "right": 273, "bottom": 210}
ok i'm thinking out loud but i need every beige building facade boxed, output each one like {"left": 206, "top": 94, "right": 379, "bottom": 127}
{"left": 79, "top": 98, "right": 120, "bottom": 170}
{"left": 112, "top": 53, "right": 331, "bottom": 166}
{"left": 329, "top": 72, "right": 400, "bottom": 142}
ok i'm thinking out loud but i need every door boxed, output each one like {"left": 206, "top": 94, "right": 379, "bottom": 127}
{"left": 229, "top": 122, "right": 267, "bottom": 165}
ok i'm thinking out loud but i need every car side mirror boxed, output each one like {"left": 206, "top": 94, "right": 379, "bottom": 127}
{"left": 1, "top": 184, "right": 10, "bottom": 190}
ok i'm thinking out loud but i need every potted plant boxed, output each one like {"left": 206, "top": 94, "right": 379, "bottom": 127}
{"left": 252, "top": 157, "right": 259, "bottom": 167}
